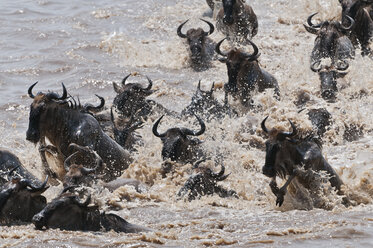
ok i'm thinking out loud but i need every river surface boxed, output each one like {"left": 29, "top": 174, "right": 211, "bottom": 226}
{"left": 1, "top": 0, "right": 373, "bottom": 247}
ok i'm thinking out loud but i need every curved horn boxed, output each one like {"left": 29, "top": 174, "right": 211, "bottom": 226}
{"left": 58, "top": 83, "right": 68, "bottom": 100}
{"left": 27, "top": 176, "right": 49, "bottom": 193}
{"left": 215, "top": 38, "right": 228, "bottom": 57}
{"left": 144, "top": 76, "right": 153, "bottom": 91}
{"left": 85, "top": 94, "right": 105, "bottom": 112}
{"left": 200, "top": 18, "right": 214, "bottom": 36}
{"left": 311, "top": 60, "right": 322, "bottom": 72}
{"left": 152, "top": 115, "right": 167, "bottom": 138}
{"left": 261, "top": 116, "right": 269, "bottom": 134}
{"left": 212, "top": 164, "right": 225, "bottom": 178}
{"left": 81, "top": 150, "right": 103, "bottom": 175}
{"left": 245, "top": 39, "right": 260, "bottom": 61}
{"left": 121, "top": 74, "right": 131, "bottom": 86}
{"left": 28, "top": 82, "right": 38, "bottom": 99}
{"left": 210, "top": 82, "right": 215, "bottom": 93}
{"left": 192, "top": 159, "right": 206, "bottom": 169}
{"left": 279, "top": 120, "right": 297, "bottom": 138}
{"left": 177, "top": 20, "right": 189, "bottom": 38}
{"left": 183, "top": 114, "right": 206, "bottom": 136}
{"left": 64, "top": 151, "right": 79, "bottom": 172}
{"left": 197, "top": 80, "right": 202, "bottom": 92}
{"left": 307, "top": 12, "right": 322, "bottom": 28}
{"left": 341, "top": 15, "right": 354, "bottom": 31}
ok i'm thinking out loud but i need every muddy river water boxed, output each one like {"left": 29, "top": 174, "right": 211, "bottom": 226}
{"left": 0, "top": 0, "right": 373, "bottom": 247}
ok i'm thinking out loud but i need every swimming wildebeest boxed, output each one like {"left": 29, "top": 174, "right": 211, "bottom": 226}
{"left": 216, "top": 0, "right": 258, "bottom": 42}
{"left": 304, "top": 13, "right": 355, "bottom": 101}
{"left": 32, "top": 189, "right": 148, "bottom": 232}
{"left": 110, "top": 107, "right": 143, "bottom": 152}
{"left": 26, "top": 82, "right": 132, "bottom": 182}
{"left": 177, "top": 160, "right": 237, "bottom": 201}
{"left": 261, "top": 117, "right": 346, "bottom": 208}
{"left": 216, "top": 38, "right": 280, "bottom": 107}
{"left": 177, "top": 19, "right": 215, "bottom": 71}
{"left": 112, "top": 74, "right": 154, "bottom": 119}
{"left": 152, "top": 115, "right": 205, "bottom": 164}
{"left": 181, "top": 81, "right": 233, "bottom": 120}
{"left": 340, "top": 0, "right": 373, "bottom": 56}
{"left": 0, "top": 174, "right": 48, "bottom": 224}
{"left": 62, "top": 143, "right": 103, "bottom": 187}
{"left": 0, "top": 149, "right": 38, "bottom": 185}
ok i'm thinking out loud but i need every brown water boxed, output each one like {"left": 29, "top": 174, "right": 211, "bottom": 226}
{"left": 1, "top": 0, "right": 373, "bottom": 247}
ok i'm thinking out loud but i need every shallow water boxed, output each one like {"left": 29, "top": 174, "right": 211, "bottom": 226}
{"left": 1, "top": 0, "right": 373, "bottom": 247}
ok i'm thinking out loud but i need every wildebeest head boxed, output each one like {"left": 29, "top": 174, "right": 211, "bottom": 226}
{"left": 304, "top": 13, "right": 354, "bottom": 62}
{"left": 110, "top": 107, "right": 143, "bottom": 150}
{"left": 32, "top": 189, "right": 97, "bottom": 231}
{"left": 216, "top": 38, "right": 260, "bottom": 94}
{"left": 177, "top": 19, "right": 214, "bottom": 62}
{"left": 222, "top": 0, "right": 237, "bottom": 25}
{"left": 152, "top": 115, "right": 205, "bottom": 162}
{"left": 261, "top": 116, "right": 297, "bottom": 178}
{"left": 177, "top": 160, "right": 236, "bottom": 201}
{"left": 113, "top": 74, "right": 154, "bottom": 115}
{"left": 0, "top": 175, "right": 48, "bottom": 223}
{"left": 63, "top": 143, "right": 103, "bottom": 187}
{"left": 26, "top": 82, "right": 68, "bottom": 143}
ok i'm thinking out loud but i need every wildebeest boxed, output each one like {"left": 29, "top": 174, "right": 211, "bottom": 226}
{"left": 110, "top": 107, "right": 143, "bottom": 152}
{"left": 261, "top": 117, "right": 346, "bottom": 208}
{"left": 32, "top": 189, "right": 148, "bottom": 232}
{"left": 304, "top": 13, "right": 355, "bottom": 101}
{"left": 0, "top": 175, "right": 48, "bottom": 224}
{"left": 63, "top": 143, "right": 103, "bottom": 187}
{"left": 216, "top": 38, "right": 280, "bottom": 107}
{"left": 216, "top": 0, "right": 258, "bottom": 42}
{"left": 152, "top": 115, "right": 205, "bottom": 164}
{"left": 181, "top": 80, "right": 233, "bottom": 120}
{"left": 177, "top": 19, "right": 215, "bottom": 71}
{"left": 113, "top": 74, "right": 154, "bottom": 119}
{"left": 340, "top": 0, "right": 373, "bottom": 56}
{"left": 177, "top": 160, "right": 237, "bottom": 201}
{"left": 307, "top": 108, "right": 332, "bottom": 137}
{"left": 26, "top": 82, "right": 132, "bottom": 182}
{"left": 0, "top": 149, "right": 38, "bottom": 185}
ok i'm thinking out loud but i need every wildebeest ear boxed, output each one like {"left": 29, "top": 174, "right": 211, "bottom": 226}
{"left": 113, "top": 82, "right": 122, "bottom": 93}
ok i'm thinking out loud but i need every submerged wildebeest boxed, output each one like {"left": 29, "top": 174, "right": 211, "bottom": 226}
{"left": 110, "top": 107, "right": 143, "bottom": 152}
{"left": 177, "top": 19, "right": 215, "bottom": 71}
{"left": 0, "top": 149, "right": 38, "bottom": 185}
{"left": 0, "top": 174, "right": 48, "bottom": 224}
{"left": 181, "top": 80, "right": 233, "bottom": 120}
{"left": 340, "top": 0, "right": 373, "bottom": 56}
{"left": 32, "top": 189, "right": 148, "bottom": 232}
{"left": 26, "top": 82, "right": 132, "bottom": 182}
{"left": 216, "top": 0, "right": 258, "bottom": 42}
{"left": 216, "top": 38, "right": 280, "bottom": 107}
{"left": 152, "top": 115, "right": 205, "bottom": 165}
{"left": 177, "top": 160, "right": 237, "bottom": 201}
{"left": 304, "top": 13, "right": 355, "bottom": 101}
{"left": 261, "top": 117, "right": 346, "bottom": 208}
{"left": 112, "top": 74, "right": 154, "bottom": 119}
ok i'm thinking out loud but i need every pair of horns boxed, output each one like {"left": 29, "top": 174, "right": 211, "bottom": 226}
{"left": 193, "top": 159, "right": 230, "bottom": 181}
{"left": 311, "top": 59, "right": 350, "bottom": 72}
{"left": 152, "top": 114, "right": 206, "bottom": 138}
{"left": 113, "top": 74, "right": 153, "bottom": 93}
{"left": 304, "top": 12, "right": 355, "bottom": 34}
{"left": 177, "top": 19, "right": 215, "bottom": 38}
{"left": 261, "top": 116, "right": 297, "bottom": 139}
{"left": 28, "top": 82, "right": 68, "bottom": 100}
{"left": 215, "top": 38, "right": 260, "bottom": 61}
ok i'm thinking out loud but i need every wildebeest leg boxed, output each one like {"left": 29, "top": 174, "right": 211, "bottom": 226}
{"left": 273, "top": 174, "right": 296, "bottom": 207}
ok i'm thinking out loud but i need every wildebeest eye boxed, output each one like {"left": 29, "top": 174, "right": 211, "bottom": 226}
{"left": 218, "top": 57, "right": 227, "bottom": 63}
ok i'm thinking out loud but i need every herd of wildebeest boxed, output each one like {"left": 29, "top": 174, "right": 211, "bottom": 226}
{"left": 0, "top": 0, "right": 372, "bottom": 233}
